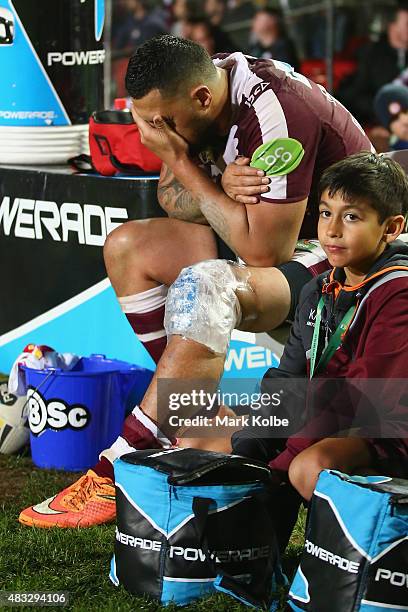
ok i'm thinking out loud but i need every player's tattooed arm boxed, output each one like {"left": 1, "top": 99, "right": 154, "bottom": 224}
{"left": 157, "top": 163, "right": 208, "bottom": 224}
{"left": 198, "top": 197, "right": 233, "bottom": 250}
{"left": 166, "top": 156, "right": 305, "bottom": 266}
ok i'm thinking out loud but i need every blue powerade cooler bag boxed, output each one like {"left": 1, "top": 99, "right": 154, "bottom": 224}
{"left": 289, "top": 470, "right": 408, "bottom": 612}
{"left": 110, "top": 448, "right": 282, "bottom": 608}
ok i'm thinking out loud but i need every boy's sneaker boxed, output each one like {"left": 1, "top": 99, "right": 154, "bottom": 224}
{"left": 18, "top": 470, "right": 116, "bottom": 528}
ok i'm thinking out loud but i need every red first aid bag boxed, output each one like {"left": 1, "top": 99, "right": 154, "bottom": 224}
{"left": 89, "top": 110, "right": 162, "bottom": 176}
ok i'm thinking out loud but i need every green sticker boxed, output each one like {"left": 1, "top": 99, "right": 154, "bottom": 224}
{"left": 250, "top": 138, "right": 305, "bottom": 176}
{"left": 296, "top": 239, "right": 318, "bottom": 252}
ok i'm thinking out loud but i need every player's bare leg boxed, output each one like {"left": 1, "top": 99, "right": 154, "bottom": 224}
{"left": 139, "top": 261, "right": 292, "bottom": 441}
{"left": 103, "top": 218, "right": 218, "bottom": 362}
{"left": 104, "top": 218, "right": 218, "bottom": 295}
{"left": 288, "top": 438, "right": 373, "bottom": 501}
{"left": 231, "top": 265, "right": 291, "bottom": 332}
{"left": 18, "top": 261, "right": 292, "bottom": 528}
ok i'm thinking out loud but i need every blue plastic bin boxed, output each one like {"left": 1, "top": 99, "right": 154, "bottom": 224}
{"left": 23, "top": 354, "right": 153, "bottom": 471}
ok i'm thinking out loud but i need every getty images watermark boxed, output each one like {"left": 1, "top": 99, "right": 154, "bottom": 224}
{"left": 167, "top": 388, "right": 288, "bottom": 430}
{"left": 156, "top": 379, "right": 292, "bottom": 437}
{"left": 157, "top": 377, "right": 408, "bottom": 439}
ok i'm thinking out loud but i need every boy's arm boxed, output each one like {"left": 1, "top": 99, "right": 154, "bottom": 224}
{"left": 338, "top": 285, "right": 408, "bottom": 378}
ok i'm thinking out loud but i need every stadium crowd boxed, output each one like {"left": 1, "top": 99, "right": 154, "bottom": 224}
{"left": 110, "top": 0, "right": 408, "bottom": 151}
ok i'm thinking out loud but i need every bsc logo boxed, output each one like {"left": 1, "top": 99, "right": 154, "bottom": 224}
{"left": 27, "top": 388, "right": 90, "bottom": 435}
{"left": 251, "top": 138, "right": 304, "bottom": 176}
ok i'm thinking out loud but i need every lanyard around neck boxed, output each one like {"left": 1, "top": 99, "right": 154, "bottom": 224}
{"left": 309, "top": 296, "right": 355, "bottom": 379}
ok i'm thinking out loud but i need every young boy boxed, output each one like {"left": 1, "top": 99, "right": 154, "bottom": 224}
{"left": 233, "top": 151, "right": 408, "bottom": 503}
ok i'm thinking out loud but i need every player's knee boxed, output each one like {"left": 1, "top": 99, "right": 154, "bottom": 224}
{"left": 289, "top": 450, "right": 329, "bottom": 501}
{"left": 164, "top": 260, "right": 246, "bottom": 354}
{"left": 103, "top": 219, "right": 151, "bottom": 269}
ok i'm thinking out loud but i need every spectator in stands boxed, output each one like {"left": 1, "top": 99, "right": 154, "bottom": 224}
{"left": 374, "top": 83, "right": 408, "bottom": 150}
{"left": 224, "top": 0, "right": 255, "bottom": 26}
{"left": 113, "top": 0, "right": 167, "bottom": 53}
{"left": 204, "top": 0, "right": 226, "bottom": 27}
{"left": 219, "top": 0, "right": 255, "bottom": 53}
{"left": 338, "top": 5, "right": 408, "bottom": 125}
{"left": 182, "top": 16, "right": 234, "bottom": 54}
{"left": 112, "top": 0, "right": 133, "bottom": 42}
{"left": 171, "top": 0, "right": 203, "bottom": 37}
{"left": 248, "top": 8, "right": 299, "bottom": 70}
{"left": 299, "top": 8, "right": 353, "bottom": 61}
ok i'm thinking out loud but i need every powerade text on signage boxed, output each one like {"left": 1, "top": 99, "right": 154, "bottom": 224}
{"left": 0, "top": 0, "right": 105, "bottom": 125}
{"left": 47, "top": 50, "right": 105, "bottom": 66}
{"left": 115, "top": 528, "right": 272, "bottom": 562}
{"left": 289, "top": 471, "right": 408, "bottom": 612}
{"left": 0, "top": 196, "right": 128, "bottom": 245}
{"left": 375, "top": 569, "right": 408, "bottom": 588}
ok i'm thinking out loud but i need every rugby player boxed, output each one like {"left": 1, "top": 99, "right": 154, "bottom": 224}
{"left": 19, "top": 35, "right": 373, "bottom": 529}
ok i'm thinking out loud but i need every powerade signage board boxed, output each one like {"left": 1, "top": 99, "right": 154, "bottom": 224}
{"left": 0, "top": 167, "right": 281, "bottom": 379}
{"left": 0, "top": 0, "right": 105, "bottom": 126}
{"left": 0, "top": 168, "right": 162, "bottom": 372}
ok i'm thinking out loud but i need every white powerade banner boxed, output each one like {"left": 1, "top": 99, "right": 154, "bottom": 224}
{"left": 0, "top": 0, "right": 105, "bottom": 126}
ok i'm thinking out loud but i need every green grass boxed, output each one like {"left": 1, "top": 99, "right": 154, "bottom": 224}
{"left": 0, "top": 453, "right": 305, "bottom": 611}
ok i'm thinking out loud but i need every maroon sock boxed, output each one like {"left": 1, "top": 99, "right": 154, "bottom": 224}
{"left": 92, "top": 455, "right": 114, "bottom": 481}
{"left": 121, "top": 412, "right": 164, "bottom": 449}
{"left": 125, "top": 305, "right": 167, "bottom": 364}
{"left": 91, "top": 412, "right": 167, "bottom": 482}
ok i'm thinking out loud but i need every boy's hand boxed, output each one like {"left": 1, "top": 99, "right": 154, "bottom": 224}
{"left": 221, "top": 156, "right": 270, "bottom": 204}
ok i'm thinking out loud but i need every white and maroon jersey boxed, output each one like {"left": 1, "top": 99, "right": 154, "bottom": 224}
{"left": 202, "top": 52, "right": 374, "bottom": 236}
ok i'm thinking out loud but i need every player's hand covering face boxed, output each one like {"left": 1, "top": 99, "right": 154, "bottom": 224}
{"left": 131, "top": 107, "right": 189, "bottom": 166}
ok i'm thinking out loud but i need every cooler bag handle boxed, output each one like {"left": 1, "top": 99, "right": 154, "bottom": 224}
{"left": 68, "top": 154, "right": 95, "bottom": 173}
{"left": 192, "top": 496, "right": 275, "bottom": 609}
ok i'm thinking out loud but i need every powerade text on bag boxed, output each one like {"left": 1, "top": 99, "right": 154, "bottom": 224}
{"left": 110, "top": 448, "right": 281, "bottom": 608}
{"left": 89, "top": 110, "right": 162, "bottom": 176}
{"left": 289, "top": 470, "right": 408, "bottom": 612}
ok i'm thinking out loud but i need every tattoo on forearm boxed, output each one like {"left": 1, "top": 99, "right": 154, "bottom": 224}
{"left": 198, "top": 197, "right": 232, "bottom": 248}
{"left": 158, "top": 164, "right": 203, "bottom": 221}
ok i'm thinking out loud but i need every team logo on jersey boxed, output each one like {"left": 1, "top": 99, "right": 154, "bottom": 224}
{"left": 251, "top": 138, "right": 304, "bottom": 176}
